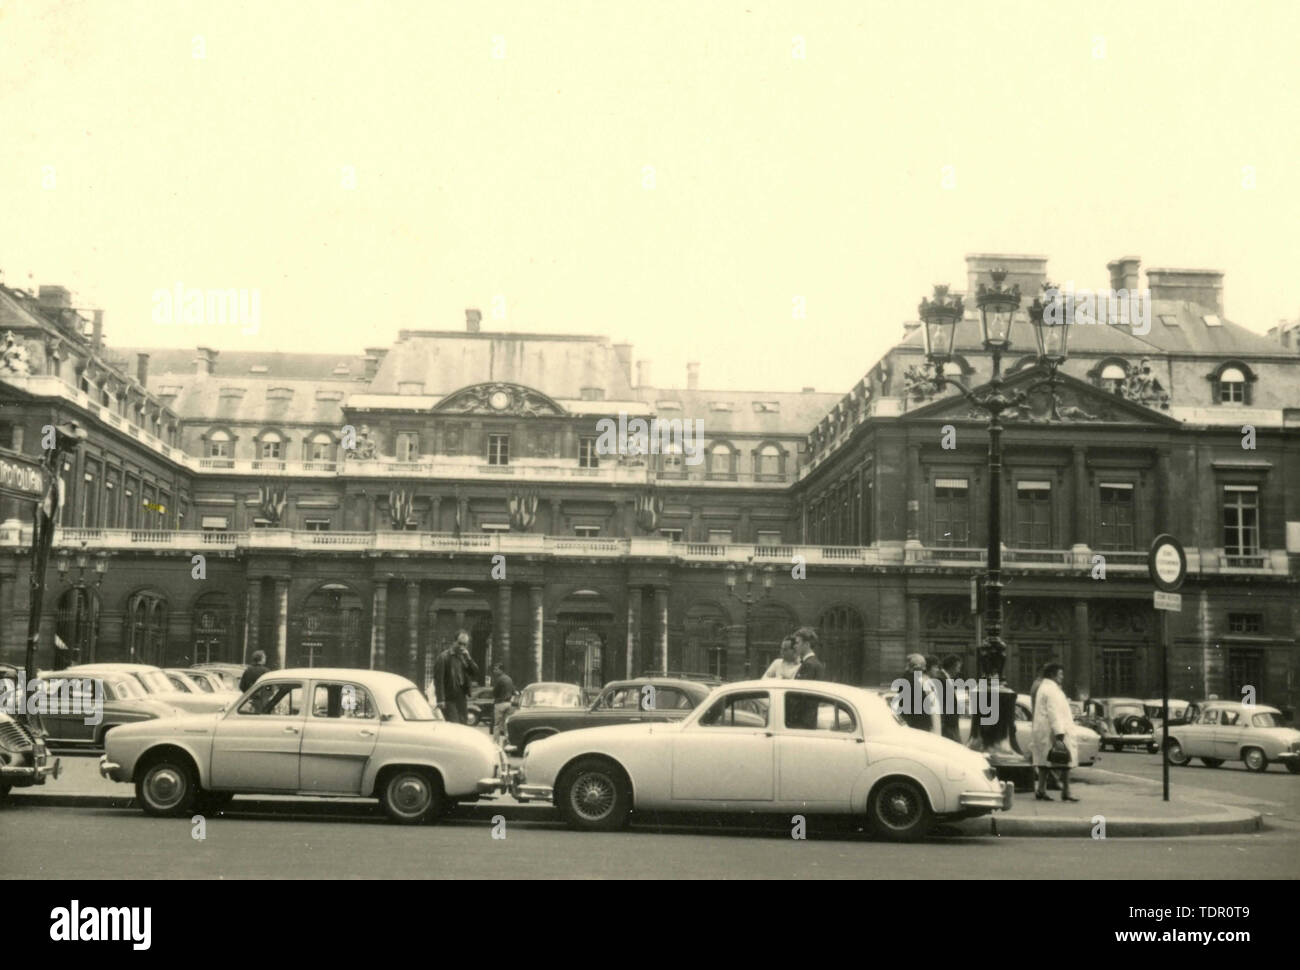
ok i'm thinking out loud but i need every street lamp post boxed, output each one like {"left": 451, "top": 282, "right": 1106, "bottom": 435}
{"left": 725, "top": 556, "right": 774, "bottom": 680}
{"left": 55, "top": 540, "right": 109, "bottom": 667}
{"left": 915, "top": 272, "right": 1071, "bottom": 771}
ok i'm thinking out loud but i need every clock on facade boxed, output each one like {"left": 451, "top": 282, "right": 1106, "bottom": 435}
{"left": 489, "top": 390, "right": 510, "bottom": 411}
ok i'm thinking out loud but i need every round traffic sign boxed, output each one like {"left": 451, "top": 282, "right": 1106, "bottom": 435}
{"left": 1148, "top": 534, "right": 1186, "bottom": 592}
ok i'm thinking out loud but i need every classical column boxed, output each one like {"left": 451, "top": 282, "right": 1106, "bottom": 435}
{"left": 1071, "top": 446, "right": 1090, "bottom": 566}
{"left": 905, "top": 594, "right": 922, "bottom": 658}
{"left": 371, "top": 581, "right": 388, "bottom": 670}
{"left": 529, "top": 586, "right": 544, "bottom": 683}
{"left": 625, "top": 585, "right": 642, "bottom": 679}
{"left": 430, "top": 496, "right": 442, "bottom": 533}
{"left": 905, "top": 444, "right": 922, "bottom": 541}
{"left": 245, "top": 576, "right": 260, "bottom": 662}
{"left": 406, "top": 580, "right": 420, "bottom": 679}
{"left": 496, "top": 582, "right": 512, "bottom": 672}
{"left": 273, "top": 578, "right": 289, "bottom": 670}
{"left": 653, "top": 587, "right": 669, "bottom": 674}
{"left": 1072, "top": 600, "right": 1091, "bottom": 699}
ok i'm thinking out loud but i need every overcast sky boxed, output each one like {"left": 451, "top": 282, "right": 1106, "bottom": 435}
{"left": 2, "top": 0, "right": 1298, "bottom": 392}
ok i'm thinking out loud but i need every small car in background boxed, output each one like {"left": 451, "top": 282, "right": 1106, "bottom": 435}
{"left": 63, "top": 663, "right": 229, "bottom": 715}
{"left": 100, "top": 668, "right": 504, "bottom": 823}
{"left": 1163, "top": 701, "right": 1300, "bottom": 773}
{"left": 191, "top": 663, "right": 246, "bottom": 691}
{"left": 1142, "top": 699, "right": 1189, "bottom": 731}
{"left": 504, "top": 678, "right": 713, "bottom": 755}
{"left": 163, "top": 669, "right": 240, "bottom": 708}
{"left": 516, "top": 682, "right": 586, "bottom": 712}
{"left": 1075, "top": 697, "right": 1160, "bottom": 753}
{"left": 466, "top": 685, "right": 519, "bottom": 728}
{"left": 511, "top": 680, "right": 1012, "bottom": 841}
{"left": 29, "top": 672, "right": 182, "bottom": 748}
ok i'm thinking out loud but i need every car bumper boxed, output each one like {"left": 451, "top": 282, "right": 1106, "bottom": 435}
{"left": 475, "top": 765, "right": 521, "bottom": 798}
{"left": 1273, "top": 752, "right": 1300, "bottom": 764}
{"left": 1104, "top": 734, "right": 1154, "bottom": 745}
{"left": 99, "top": 757, "right": 126, "bottom": 782}
{"left": 0, "top": 757, "right": 61, "bottom": 784}
{"left": 959, "top": 781, "right": 1014, "bottom": 812}
{"left": 514, "top": 783, "right": 553, "bottom": 804}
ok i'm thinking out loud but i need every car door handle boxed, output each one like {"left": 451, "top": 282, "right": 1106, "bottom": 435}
{"left": 283, "top": 726, "right": 299, "bottom": 734}
{"left": 358, "top": 729, "right": 375, "bottom": 737}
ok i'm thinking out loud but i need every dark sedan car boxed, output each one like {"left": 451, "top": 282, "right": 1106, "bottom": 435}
{"left": 503, "top": 677, "right": 713, "bottom": 754}
{"left": 466, "top": 685, "right": 520, "bottom": 728}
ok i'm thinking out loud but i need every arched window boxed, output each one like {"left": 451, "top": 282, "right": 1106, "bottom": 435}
{"left": 757, "top": 443, "right": 783, "bottom": 479}
{"left": 126, "top": 591, "right": 168, "bottom": 666}
{"left": 1100, "top": 363, "right": 1126, "bottom": 394}
{"left": 708, "top": 442, "right": 734, "bottom": 479}
{"left": 306, "top": 431, "right": 335, "bottom": 463}
{"left": 207, "top": 429, "right": 232, "bottom": 459}
{"left": 259, "top": 430, "right": 283, "bottom": 460}
{"left": 1219, "top": 366, "right": 1245, "bottom": 404}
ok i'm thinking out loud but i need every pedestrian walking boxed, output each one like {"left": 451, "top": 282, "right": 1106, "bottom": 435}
{"left": 489, "top": 662, "right": 515, "bottom": 744}
{"left": 762, "top": 637, "right": 801, "bottom": 678}
{"left": 433, "top": 629, "right": 480, "bottom": 724}
{"left": 939, "top": 654, "right": 963, "bottom": 742}
{"left": 240, "top": 650, "right": 270, "bottom": 693}
{"left": 899, "top": 653, "right": 941, "bottom": 734}
{"left": 1030, "top": 662, "right": 1078, "bottom": 802}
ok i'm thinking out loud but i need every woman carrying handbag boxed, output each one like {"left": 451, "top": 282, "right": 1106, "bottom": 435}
{"left": 1030, "top": 662, "right": 1079, "bottom": 802}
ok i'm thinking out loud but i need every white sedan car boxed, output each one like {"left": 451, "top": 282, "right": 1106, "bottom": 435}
{"left": 63, "top": 663, "right": 228, "bottom": 715}
{"left": 100, "top": 668, "right": 504, "bottom": 823}
{"left": 512, "top": 679, "right": 1012, "bottom": 841}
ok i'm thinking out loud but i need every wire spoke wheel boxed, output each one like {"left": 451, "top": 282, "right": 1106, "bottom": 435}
{"left": 557, "top": 757, "right": 631, "bottom": 831}
{"left": 570, "top": 771, "right": 616, "bottom": 822}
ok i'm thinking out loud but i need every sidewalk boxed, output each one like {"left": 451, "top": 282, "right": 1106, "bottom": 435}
{"left": 7, "top": 754, "right": 1262, "bottom": 837}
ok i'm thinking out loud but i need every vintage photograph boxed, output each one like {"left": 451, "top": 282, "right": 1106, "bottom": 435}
{"left": 0, "top": 0, "right": 1295, "bottom": 928}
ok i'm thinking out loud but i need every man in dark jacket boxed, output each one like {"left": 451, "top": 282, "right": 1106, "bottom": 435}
{"left": 433, "top": 630, "right": 480, "bottom": 724}
{"left": 239, "top": 651, "right": 270, "bottom": 693}
{"left": 489, "top": 662, "right": 516, "bottom": 743}
{"left": 787, "top": 627, "right": 826, "bottom": 729}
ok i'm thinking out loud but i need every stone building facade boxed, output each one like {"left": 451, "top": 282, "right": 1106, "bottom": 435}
{"left": 1, "top": 254, "right": 1296, "bottom": 710}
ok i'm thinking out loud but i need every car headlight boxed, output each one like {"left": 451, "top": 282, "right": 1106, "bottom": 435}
{"left": 984, "top": 766, "right": 997, "bottom": 781}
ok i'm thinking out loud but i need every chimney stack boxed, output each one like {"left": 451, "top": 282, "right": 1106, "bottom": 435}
{"left": 637, "top": 360, "right": 652, "bottom": 388}
{"left": 686, "top": 361, "right": 699, "bottom": 390}
{"left": 1107, "top": 256, "right": 1141, "bottom": 294}
{"left": 37, "top": 285, "right": 71, "bottom": 309}
{"left": 194, "top": 347, "right": 218, "bottom": 376}
{"left": 466, "top": 308, "right": 482, "bottom": 333}
{"left": 136, "top": 353, "right": 150, "bottom": 387}
{"left": 363, "top": 347, "right": 388, "bottom": 380}
{"left": 965, "top": 254, "right": 1048, "bottom": 302}
{"left": 612, "top": 342, "right": 633, "bottom": 385}
{"left": 92, "top": 310, "right": 104, "bottom": 351}
{"left": 1146, "top": 268, "right": 1224, "bottom": 315}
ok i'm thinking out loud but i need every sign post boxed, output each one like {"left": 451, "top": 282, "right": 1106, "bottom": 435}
{"left": 1148, "top": 534, "right": 1187, "bottom": 803}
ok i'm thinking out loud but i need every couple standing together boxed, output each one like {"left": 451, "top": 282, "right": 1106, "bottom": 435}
{"left": 760, "top": 627, "right": 825, "bottom": 680}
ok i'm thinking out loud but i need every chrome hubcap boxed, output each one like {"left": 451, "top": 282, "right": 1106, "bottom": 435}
{"left": 879, "top": 785, "right": 920, "bottom": 829}
{"left": 1246, "top": 751, "right": 1263, "bottom": 769}
{"left": 392, "top": 776, "right": 430, "bottom": 814}
{"left": 147, "top": 767, "right": 185, "bottom": 808}
{"left": 571, "top": 772, "right": 615, "bottom": 820}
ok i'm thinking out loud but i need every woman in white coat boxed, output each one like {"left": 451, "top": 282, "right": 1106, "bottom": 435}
{"left": 1030, "top": 663, "right": 1079, "bottom": 802}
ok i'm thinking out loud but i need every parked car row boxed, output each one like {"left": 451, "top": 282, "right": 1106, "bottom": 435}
{"left": 1163, "top": 700, "right": 1300, "bottom": 773}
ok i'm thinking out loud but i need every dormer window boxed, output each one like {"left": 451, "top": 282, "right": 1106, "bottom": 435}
{"left": 1100, "top": 363, "right": 1126, "bottom": 394}
{"left": 207, "top": 429, "right": 232, "bottom": 459}
{"left": 1219, "top": 367, "right": 1245, "bottom": 403}
{"left": 260, "top": 432, "right": 282, "bottom": 460}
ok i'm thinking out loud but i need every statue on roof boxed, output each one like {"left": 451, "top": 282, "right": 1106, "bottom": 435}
{"left": 1120, "top": 357, "right": 1170, "bottom": 410}
{"left": 1, "top": 331, "right": 31, "bottom": 375}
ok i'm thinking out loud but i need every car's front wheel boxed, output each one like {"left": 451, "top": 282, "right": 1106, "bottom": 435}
{"left": 556, "top": 757, "right": 631, "bottom": 831}
{"left": 136, "top": 756, "right": 199, "bottom": 817}
{"left": 1200, "top": 757, "right": 1224, "bottom": 768}
{"left": 1242, "top": 748, "right": 1268, "bottom": 773}
{"left": 867, "top": 778, "right": 932, "bottom": 842}
{"left": 1164, "top": 739, "right": 1190, "bottom": 766}
{"left": 379, "top": 769, "right": 443, "bottom": 824}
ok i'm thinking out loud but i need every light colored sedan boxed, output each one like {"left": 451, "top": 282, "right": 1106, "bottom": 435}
{"left": 509, "top": 679, "right": 1012, "bottom": 841}
{"left": 100, "top": 668, "right": 506, "bottom": 823}
{"left": 163, "top": 669, "right": 240, "bottom": 708}
{"left": 951, "top": 691, "right": 1101, "bottom": 767}
{"left": 1163, "top": 701, "right": 1300, "bottom": 773}
{"left": 63, "top": 663, "right": 228, "bottom": 715}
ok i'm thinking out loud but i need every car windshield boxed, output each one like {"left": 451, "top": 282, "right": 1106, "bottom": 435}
{"left": 109, "top": 677, "right": 144, "bottom": 699}
{"left": 166, "top": 673, "right": 196, "bottom": 693}
{"left": 135, "top": 670, "right": 174, "bottom": 694}
{"left": 186, "top": 674, "right": 215, "bottom": 693}
{"left": 396, "top": 688, "right": 437, "bottom": 721}
{"left": 1111, "top": 703, "right": 1143, "bottom": 717}
{"left": 1251, "top": 712, "right": 1280, "bottom": 728}
{"left": 521, "top": 685, "right": 581, "bottom": 708}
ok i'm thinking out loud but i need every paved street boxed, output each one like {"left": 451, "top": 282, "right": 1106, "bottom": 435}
{"left": 2, "top": 804, "right": 1296, "bottom": 879}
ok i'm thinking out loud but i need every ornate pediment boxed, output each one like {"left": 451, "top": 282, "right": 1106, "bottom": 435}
{"left": 433, "top": 382, "right": 567, "bottom": 418}
{"left": 902, "top": 367, "right": 1181, "bottom": 427}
